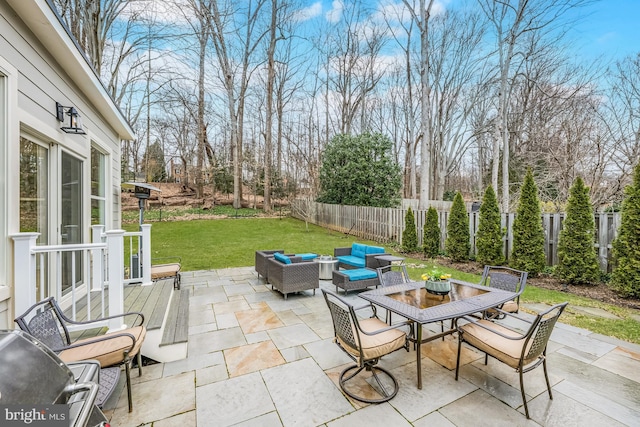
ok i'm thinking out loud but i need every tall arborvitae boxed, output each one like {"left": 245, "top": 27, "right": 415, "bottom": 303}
{"left": 423, "top": 207, "right": 441, "bottom": 259}
{"left": 446, "top": 192, "right": 470, "bottom": 262}
{"left": 556, "top": 177, "right": 600, "bottom": 285}
{"left": 610, "top": 163, "right": 640, "bottom": 297}
{"left": 511, "top": 169, "right": 546, "bottom": 276}
{"left": 476, "top": 185, "right": 504, "bottom": 265}
{"left": 402, "top": 207, "right": 419, "bottom": 253}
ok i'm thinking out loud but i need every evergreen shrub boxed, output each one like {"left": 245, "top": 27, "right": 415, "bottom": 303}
{"left": 423, "top": 207, "right": 441, "bottom": 258}
{"left": 445, "top": 192, "right": 470, "bottom": 262}
{"left": 610, "top": 163, "right": 640, "bottom": 297}
{"left": 476, "top": 185, "right": 504, "bottom": 265}
{"left": 510, "top": 169, "right": 546, "bottom": 276}
{"left": 402, "top": 207, "right": 419, "bottom": 252}
{"left": 556, "top": 177, "right": 600, "bottom": 285}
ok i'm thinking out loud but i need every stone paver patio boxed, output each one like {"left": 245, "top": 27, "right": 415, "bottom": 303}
{"left": 100, "top": 267, "right": 640, "bottom": 426}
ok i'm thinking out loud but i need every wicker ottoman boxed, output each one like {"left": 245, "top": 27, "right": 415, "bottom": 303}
{"left": 332, "top": 268, "right": 380, "bottom": 295}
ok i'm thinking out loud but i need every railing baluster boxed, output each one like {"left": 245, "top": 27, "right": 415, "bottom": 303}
{"left": 71, "top": 250, "right": 76, "bottom": 320}
{"left": 55, "top": 251, "right": 62, "bottom": 304}
{"left": 12, "top": 227, "right": 149, "bottom": 330}
{"left": 85, "top": 249, "right": 91, "bottom": 321}
{"left": 38, "top": 253, "right": 45, "bottom": 301}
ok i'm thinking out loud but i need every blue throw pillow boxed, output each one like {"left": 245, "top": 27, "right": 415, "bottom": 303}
{"left": 296, "top": 253, "right": 318, "bottom": 260}
{"left": 273, "top": 252, "right": 291, "bottom": 264}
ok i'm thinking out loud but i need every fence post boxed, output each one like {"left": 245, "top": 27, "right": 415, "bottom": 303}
{"left": 141, "top": 224, "right": 152, "bottom": 286}
{"left": 11, "top": 233, "right": 39, "bottom": 319}
{"left": 597, "top": 213, "right": 608, "bottom": 270}
{"left": 105, "top": 229, "right": 125, "bottom": 330}
{"left": 91, "top": 225, "right": 105, "bottom": 291}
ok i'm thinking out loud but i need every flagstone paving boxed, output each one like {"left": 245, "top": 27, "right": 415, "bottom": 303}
{"left": 101, "top": 267, "right": 640, "bottom": 426}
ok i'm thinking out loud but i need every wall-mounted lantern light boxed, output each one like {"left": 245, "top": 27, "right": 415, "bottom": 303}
{"left": 56, "top": 102, "right": 86, "bottom": 134}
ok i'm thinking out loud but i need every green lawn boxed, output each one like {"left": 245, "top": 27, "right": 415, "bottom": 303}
{"left": 131, "top": 217, "right": 640, "bottom": 344}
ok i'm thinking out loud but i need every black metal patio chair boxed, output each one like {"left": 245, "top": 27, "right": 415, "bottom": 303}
{"left": 455, "top": 302, "right": 568, "bottom": 418}
{"left": 15, "top": 297, "right": 146, "bottom": 412}
{"left": 322, "top": 289, "right": 409, "bottom": 403}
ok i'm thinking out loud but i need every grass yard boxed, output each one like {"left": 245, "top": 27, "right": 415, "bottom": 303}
{"left": 130, "top": 217, "right": 640, "bottom": 344}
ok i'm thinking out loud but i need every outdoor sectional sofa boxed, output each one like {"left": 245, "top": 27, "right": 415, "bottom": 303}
{"left": 334, "top": 243, "right": 387, "bottom": 270}
{"left": 266, "top": 253, "right": 320, "bottom": 299}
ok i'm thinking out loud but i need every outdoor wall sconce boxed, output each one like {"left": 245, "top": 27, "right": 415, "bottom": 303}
{"left": 56, "top": 102, "right": 86, "bottom": 134}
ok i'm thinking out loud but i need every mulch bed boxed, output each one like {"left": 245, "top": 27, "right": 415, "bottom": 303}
{"left": 420, "top": 256, "right": 640, "bottom": 311}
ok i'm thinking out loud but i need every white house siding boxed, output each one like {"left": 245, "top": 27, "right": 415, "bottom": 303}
{"left": 0, "top": 0, "right": 133, "bottom": 328}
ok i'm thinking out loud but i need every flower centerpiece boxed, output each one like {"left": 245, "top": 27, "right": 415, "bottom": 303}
{"left": 421, "top": 268, "right": 452, "bottom": 295}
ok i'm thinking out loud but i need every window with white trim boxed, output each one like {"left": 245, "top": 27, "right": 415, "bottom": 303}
{"left": 90, "top": 145, "right": 106, "bottom": 225}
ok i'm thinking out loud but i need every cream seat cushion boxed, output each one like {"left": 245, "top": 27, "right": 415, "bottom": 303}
{"left": 460, "top": 320, "right": 536, "bottom": 369}
{"left": 151, "top": 263, "right": 181, "bottom": 280}
{"left": 59, "top": 325, "right": 146, "bottom": 367}
{"left": 338, "top": 317, "right": 406, "bottom": 362}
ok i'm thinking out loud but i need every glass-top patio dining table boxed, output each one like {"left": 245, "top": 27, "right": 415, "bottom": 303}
{"left": 359, "top": 280, "right": 517, "bottom": 389}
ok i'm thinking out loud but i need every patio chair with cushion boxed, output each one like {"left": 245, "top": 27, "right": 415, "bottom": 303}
{"left": 376, "top": 264, "right": 410, "bottom": 287}
{"left": 15, "top": 297, "right": 147, "bottom": 413}
{"left": 322, "top": 289, "right": 409, "bottom": 403}
{"left": 266, "top": 253, "right": 319, "bottom": 299}
{"left": 450, "top": 265, "right": 527, "bottom": 318}
{"left": 255, "top": 249, "right": 285, "bottom": 280}
{"left": 455, "top": 302, "right": 568, "bottom": 419}
{"left": 376, "top": 264, "right": 410, "bottom": 324}
{"left": 151, "top": 256, "right": 182, "bottom": 289}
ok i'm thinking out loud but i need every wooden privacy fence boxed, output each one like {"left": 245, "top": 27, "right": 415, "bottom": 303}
{"left": 290, "top": 199, "right": 621, "bottom": 272}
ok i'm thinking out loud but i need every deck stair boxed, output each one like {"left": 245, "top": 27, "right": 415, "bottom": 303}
{"left": 160, "top": 289, "right": 190, "bottom": 346}
{"left": 64, "top": 279, "right": 188, "bottom": 363}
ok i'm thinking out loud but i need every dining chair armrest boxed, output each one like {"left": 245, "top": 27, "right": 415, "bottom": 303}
{"left": 490, "top": 307, "right": 534, "bottom": 325}
{"left": 356, "top": 320, "right": 412, "bottom": 337}
{"left": 352, "top": 301, "right": 378, "bottom": 318}
{"left": 62, "top": 311, "right": 145, "bottom": 328}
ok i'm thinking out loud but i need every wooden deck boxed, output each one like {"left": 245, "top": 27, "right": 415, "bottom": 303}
{"left": 66, "top": 279, "right": 188, "bottom": 347}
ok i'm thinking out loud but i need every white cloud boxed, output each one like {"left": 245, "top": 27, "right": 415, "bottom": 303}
{"left": 293, "top": 2, "right": 322, "bottom": 23}
{"left": 326, "top": 0, "right": 344, "bottom": 23}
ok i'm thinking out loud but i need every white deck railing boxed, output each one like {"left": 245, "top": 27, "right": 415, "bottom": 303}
{"left": 11, "top": 225, "right": 152, "bottom": 332}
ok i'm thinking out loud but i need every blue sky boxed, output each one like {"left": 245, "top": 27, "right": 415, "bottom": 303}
{"left": 568, "top": 0, "right": 640, "bottom": 63}
{"left": 130, "top": 1, "right": 639, "bottom": 65}
{"left": 306, "top": 0, "right": 640, "bottom": 64}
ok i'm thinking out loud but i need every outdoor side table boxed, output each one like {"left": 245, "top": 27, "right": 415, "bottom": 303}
{"left": 315, "top": 255, "right": 339, "bottom": 280}
{"left": 374, "top": 254, "right": 405, "bottom": 267}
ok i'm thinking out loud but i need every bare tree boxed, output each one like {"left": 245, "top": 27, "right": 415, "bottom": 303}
{"left": 402, "top": 0, "right": 436, "bottom": 208}
{"left": 427, "top": 9, "right": 486, "bottom": 199}
{"left": 324, "top": 1, "right": 388, "bottom": 135}
{"left": 209, "top": 0, "right": 268, "bottom": 208}
{"left": 600, "top": 53, "right": 640, "bottom": 199}
{"left": 381, "top": 2, "right": 419, "bottom": 199}
{"left": 479, "top": 0, "right": 594, "bottom": 211}
{"left": 53, "top": 0, "right": 132, "bottom": 72}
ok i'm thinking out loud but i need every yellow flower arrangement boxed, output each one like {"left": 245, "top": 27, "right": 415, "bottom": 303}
{"left": 421, "top": 268, "right": 452, "bottom": 282}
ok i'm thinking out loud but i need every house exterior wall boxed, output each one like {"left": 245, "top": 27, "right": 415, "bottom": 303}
{"left": 0, "top": 0, "right": 132, "bottom": 328}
